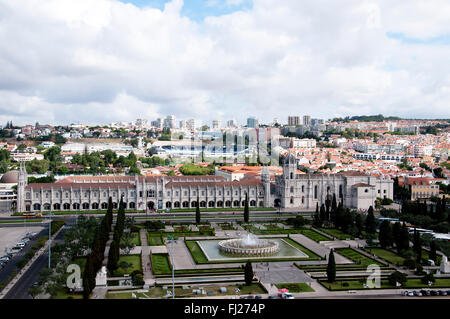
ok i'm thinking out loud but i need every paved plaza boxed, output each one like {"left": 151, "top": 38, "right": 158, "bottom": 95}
{"left": 0, "top": 226, "right": 44, "bottom": 254}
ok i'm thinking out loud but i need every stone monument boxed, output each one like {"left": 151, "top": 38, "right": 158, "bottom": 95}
{"left": 440, "top": 255, "right": 450, "bottom": 274}
{"left": 95, "top": 266, "right": 108, "bottom": 286}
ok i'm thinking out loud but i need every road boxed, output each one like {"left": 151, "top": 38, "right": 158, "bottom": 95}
{"left": 3, "top": 217, "right": 75, "bottom": 299}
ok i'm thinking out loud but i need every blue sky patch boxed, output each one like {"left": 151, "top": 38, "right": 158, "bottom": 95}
{"left": 118, "top": 0, "right": 253, "bottom": 21}
{"left": 387, "top": 32, "right": 450, "bottom": 45}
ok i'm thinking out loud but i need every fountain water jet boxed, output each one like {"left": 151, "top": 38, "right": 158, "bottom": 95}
{"left": 218, "top": 233, "right": 279, "bottom": 256}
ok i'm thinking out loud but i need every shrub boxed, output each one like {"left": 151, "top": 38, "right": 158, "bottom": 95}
{"left": 342, "top": 282, "right": 349, "bottom": 287}
{"left": 132, "top": 274, "right": 144, "bottom": 286}
{"left": 388, "top": 271, "right": 407, "bottom": 286}
{"left": 403, "top": 258, "right": 416, "bottom": 269}
{"left": 114, "top": 267, "right": 125, "bottom": 277}
{"left": 421, "top": 273, "right": 435, "bottom": 285}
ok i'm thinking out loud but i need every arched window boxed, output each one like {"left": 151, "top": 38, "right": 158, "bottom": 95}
{"left": 314, "top": 185, "right": 318, "bottom": 199}
{"left": 290, "top": 197, "right": 294, "bottom": 204}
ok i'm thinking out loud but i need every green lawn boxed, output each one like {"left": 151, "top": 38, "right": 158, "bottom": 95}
{"left": 283, "top": 237, "right": 321, "bottom": 260}
{"left": 185, "top": 241, "right": 209, "bottom": 263}
{"left": 106, "top": 283, "right": 266, "bottom": 299}
{"left": 299, "top": 229, "right": 332, "bottom": 242}
{"left": 275, "top": 283, "right": 315, "bottom": 292}
{"left": 113, "top": 254, "right": 142, "bottom": 276}
{"left": 121, "top": 232, "right": 141, "bottom": 246}
{"left": 151, "top": 254, "right": 172, "bottom": 275}
{"left": 335, "top": 248, "right": 384, "bottom": 267}
{"left": 321, "top": 278, "right": 450, "bottom": 291}
{"left": 363, "top": 248, "right": 405, "bottom": 265}
{"left": 185, "top": 238, "right": 319, "bottom": 264}
{"left": 0, "top": 219, "right": 43, "bottom": 224}
{"left": 148, "top": 234, "right": 164, "bottom": 246}
{"left": 52, "top": 289, "right": 83, "bottom": 299}
{"left": 218, "top": 223, "right": 236, "bottom": 230}
{"left": 319, "top": 228, "right": 354, "bottom": 240}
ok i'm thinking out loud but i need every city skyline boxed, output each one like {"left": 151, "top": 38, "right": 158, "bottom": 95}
{"left": 1, "top": 0, "right": 450, "bottom": 126}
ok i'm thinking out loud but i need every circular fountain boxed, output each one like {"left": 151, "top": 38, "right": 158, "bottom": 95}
{"left": 218, "top": 233, "right": 279, "bottom": 257}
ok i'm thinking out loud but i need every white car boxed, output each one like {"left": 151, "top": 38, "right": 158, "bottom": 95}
{"left": 281, "top": 293, "right": 294, "bottom": 299}
{"left": 15, "top": 242, "right": 26, "bottom": 248}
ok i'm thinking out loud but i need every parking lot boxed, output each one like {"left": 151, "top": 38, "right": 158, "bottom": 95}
{"left": 0, "top": 226, "right": 44, "bottom": 255}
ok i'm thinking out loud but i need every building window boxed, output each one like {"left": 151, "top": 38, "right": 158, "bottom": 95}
{"left": 290, "top": 186, "right": 294, "bottom": 193}
{"left": 302, "top": 185, "right": 304, "bottom": 192}
{"left": 290, "top": 172, "right": 293, "bottom": 179}
{"left": 365, "top": 189, "right": 369, "bottom": 193}
{"left": 314, "top": 186, "right": 318, "bottom": 199}
{"left": 290, "top": 197, "right": 294, "bottom": 204}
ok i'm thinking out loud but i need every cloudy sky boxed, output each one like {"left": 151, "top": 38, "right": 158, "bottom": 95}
{"left": 1, "top": 0, "right": 450, "bottom": 126}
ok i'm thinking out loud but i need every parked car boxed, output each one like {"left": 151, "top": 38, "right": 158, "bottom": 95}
{"left": 21, "top": 238, "right": 30, "bottom": 243}
{"left": 268, "top": 295, "right": 277, "bottom": 299}
{"left": 402, "top": 291, "right": 409, "bottom": 296}
{"left": 407, "top": 291, "right": 414, "bottom": 297}
{"left": 413, "top": 291, "right": 422, "bottom": 297}
{"left": 430, "top": 290, "right": 438, "bottom": 296}
{"left": 255, "top": 295, "right": 263, "bottom": 299}
{"left": 280, "top": 292, "right": 294, "bottom": 299}
{"left": 15, "top": 242, "right": 25, "bottom": 248}
{"left": 247, "top": 295, "right": 255, "bottom": 299}
{"left": 438, "top": 290, "right": 447, "bottom": 296}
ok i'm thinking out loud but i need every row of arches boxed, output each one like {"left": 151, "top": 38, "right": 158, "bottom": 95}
{"left": 149, "top": 200, "right": 262, "bottom": 209}
{"left": 30, "top": 199, "right": 264, "bottom": 211}
{"left": 31, "top": 201, "right": 136, "bottom": 211}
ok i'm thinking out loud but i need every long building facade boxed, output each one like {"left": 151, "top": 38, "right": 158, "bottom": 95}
{"left": 18, "top": 154, "right": 393, "bottom": 212}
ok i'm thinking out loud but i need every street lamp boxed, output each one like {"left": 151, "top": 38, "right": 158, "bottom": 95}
{"left": 48, "top": 211, "right": 52, "bottom": 268}
{"left": 167, "top": 235, "right": 175, "bottom": 299}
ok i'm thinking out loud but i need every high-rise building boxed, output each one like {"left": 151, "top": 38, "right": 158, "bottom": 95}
{"left": 288, "top": 116, "right": 300, "bottom": 126}
{"left": 186, "top": 119, "right": 196, "bottom": 131}
{"left": 179, "top": 120, "right": 187, "bottom": 130}
{"left": 135, "top": 119, "right": 148, "bottom": 127}
{"left": 151, "top": 118, "right": 163, "bottom": 129}
{"left": 247, "top": 116, "right": 259, "bottom": 128}
{"left": 227, "top": 119, "right": 237, "bottom": 128}
{"left": 163, "top": 115, "right": 176, "bottom": 129}
{"left": 212, "top": 119, "right": 221, "bottom": 129}
{"left": 303, "top": 115, "right": 311, "bottom": 126}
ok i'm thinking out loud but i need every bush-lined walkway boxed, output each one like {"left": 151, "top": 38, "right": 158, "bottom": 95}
{"left": 140, "top": 229, "right": 154, "bottom": 285}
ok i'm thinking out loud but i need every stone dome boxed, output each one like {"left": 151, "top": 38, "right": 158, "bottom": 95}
{"left": 0, "top": 170, "right": 19, "bottom": 184}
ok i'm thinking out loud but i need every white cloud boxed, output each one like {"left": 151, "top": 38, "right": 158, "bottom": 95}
{"left": 0, "top": 0, "right": 449, "bottom": 126}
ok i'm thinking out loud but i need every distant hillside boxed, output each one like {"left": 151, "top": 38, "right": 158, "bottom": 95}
{"left": 331, "top": 114, "right": 403, "bottom": 122}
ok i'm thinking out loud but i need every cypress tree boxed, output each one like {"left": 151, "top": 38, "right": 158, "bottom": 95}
{"left": 379, "top": 220, "right": 393, "bottom": 248}
{"left": 355, "top": 214, "right": 364, "bottom": 238}
{"left": 313, "top": 203, "right": 320, "bottom": 227}
{"left": 107, "top": 239, "right": 119, "bottom": 273}
{"left": 319, "top": 204, "right": 326, "bottom": 225}
{"left": 326, "top": 249, "right": 336, "bottom": 283}
{"left": 398, "top": 223, "right": 410, "bottom": 253}
{"left": 413, "top": 229, "right": 422, "bottom": 263}
{"left": 244, "top": 193, "right": 249, "bottom": 223}
{"left": 244, "top": 261, "right": 253, "bottom": 286}
{"left": 429, "top": 241, "right": 437, "bottom": 263}
{"left": 330, "top": 193, "right": 337, "bottom": 224}
{"left": 196, "top": 195, "right": 201, "bottom": 224}
{"left": 82, "top": 255, "right": 96, "bottom": 299}
{"left": 365, "top": 206, "right": 376, "bottom": 235}
{"left": 393, "top": 222, "right": 402, "bottom": 252}
{"left": 106, "top": 196, "right": 113, "bottom": 231}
